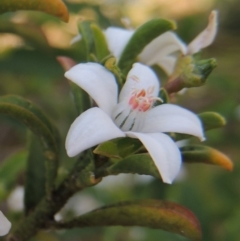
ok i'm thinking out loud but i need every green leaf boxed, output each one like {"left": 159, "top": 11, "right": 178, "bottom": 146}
{"left": 104, "top": 57, "right": 123, "bottom": 87}
{"left": 57, "top": 199, "right": 202, "bottom": 241}
{"left": 91, "top": 24, "right": 110, "bottom": 61}
{"left": 0, "top": 96, "right": 59, "bottom": 195}
{"left": 0, "top": 0, "right": 69, "bottom": 22}
{"left": 0, "top": 95, "right": 60, "bottom": 144}
{"left": 198, "top": 112, "right": 226, "bottom": 131}
{"left": 118, "top": 18, "right": 176, "bottom": 75}
{"left": 181, "top": 145, "right": 233, "bottom": 171}
{"left": 69, "top": 82, "right": 91, "bottom": 116}
{"left": 95, "top": 153, "right": 161, "bottom": 179}
{"left": 78, "top": 21, "right": 94, "bottom": 61}
{"left": 94, "top": 137, "right": 142, "bottom": 159}
{"left": 24, "top": 134, "right": 46, "bottom": 213}
{"left": 159, "top": 88, "right": 169, "bottom": 103}
{"left": 0, "top": 150, "right": 27, "bottom": 200}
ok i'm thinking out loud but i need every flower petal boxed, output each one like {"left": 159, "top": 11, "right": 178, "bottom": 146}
{"left": 141, "top": 104, "right": 205, "bottom": 140}
{"left": 65, "top": 62, "right": 118, "bottom": 115}
{"left": 187, "top": 10, "right": 218, "bottom": 55}
{"left": 0, "top": 211, "right": 11, "bottom": 236}
{"left": 66, "top": 107, "right": 125, "bottom": 157}
{"left": 138, "top": 31, "right": 187, "bottom": 74}
{"left": 104, "top": 27, "right": 134, "bottom": 60}
{"left": 71, "top": 34, "right": 82, "bottom": 45}
{"left": 119, "top": 63, "right": 160, "bottom": 102}
{"left": 126, "top": 132, "right": 181, "bottom": 184}
{"left": 156, "top": 55, "right": 178, "bottom": 76}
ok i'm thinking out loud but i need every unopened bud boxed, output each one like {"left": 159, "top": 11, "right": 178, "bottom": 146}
{"left": 165, "top": 56, "right": 217, "bottom": 93}
{"left": 179, "top": 56, "right": 217, "bottom": 87}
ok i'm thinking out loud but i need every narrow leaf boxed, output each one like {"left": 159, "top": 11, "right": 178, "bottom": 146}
{"left": 0, "top": 99, "right": 59, "bottom": 195}
{"left": 181, "top": 145, "right": 233, "bottom": 171}
{"left": 198, "top": 112, "right": 226, "bottom": 131}
{"left": 69, "top": 82, "right": 91, "bottom": 116}
{"left": 95, "top": 153, "right": 161, "bottom": 179}
{"left": 91, "top": 24, "right": 110, "bottom": 61}
{"left": 24, "top": 134, "right": 45, "bottom": 213}
{"left": 0, "top": 0, "right": 69, "bottom": 22}
{"left": 78, "top": 21, "right": 94, "bottom": 61}
{"left": 0, "top": 95, "right": 60, "bottom": 144}
{"left": 56, "top": 199, "right": 202, "bottom": 241}
{"left": 118, "top": 18, "right": 176, "bottom": 75}
{"left": 0, "top": 150, "right": 27, "bottom": 200}
{"left": 159, "top": 88, "right": 169, "bottom": 103}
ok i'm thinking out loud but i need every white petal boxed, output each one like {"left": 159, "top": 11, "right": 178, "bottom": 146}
{"left": 0, "top": 211, "right": 11, "bottom": 236}
{"left": 119, "top": 63, "right": 160, "bottom": 102}
{"left": 71, "top": 34, "right": 82, "bottom": 45}
{"left": 113, "top": 107, "right": 131, "bottom": 129}
{"left": 156, "top": 55, "right": 178, "bottom": 76}
{"left": 66, "top": 107, "right": 125, "bottom": 157}
{"left": 139, "top": 31, "right": 187, "bottom": 62}
{"left": 138, "top": 31, "right": 187, "bottom": 73}
{"left": 126, "top": 132, "right": 181, "bottom": 184}
{"left": 187, "top": 10, "right": 218, "bottom": 54}
{"left": 141, "top": 104, "right": 205, "bottom": 140}
{"left": 104, "top": 27, "right": 134, "bottom": 60}
{"left": 65, "top": 62, "right": 118, "bottom": 115}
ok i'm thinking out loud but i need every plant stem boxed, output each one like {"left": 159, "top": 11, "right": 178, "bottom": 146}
{"left": 6, "top": 152, "right": 100, "bottom": 241}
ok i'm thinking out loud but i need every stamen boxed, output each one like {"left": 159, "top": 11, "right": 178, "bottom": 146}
{"left": 128, "top": 87, "right": 158, "bottom": 112}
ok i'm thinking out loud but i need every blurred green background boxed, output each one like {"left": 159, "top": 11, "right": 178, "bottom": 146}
{"left": 0, "top": 0, "right": 240, "bottom": 241}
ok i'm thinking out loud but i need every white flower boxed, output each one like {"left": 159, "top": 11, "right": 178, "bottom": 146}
{"left": 7, "top": 186, "right": 24, "bottom": 212}
{"left": 65, "top": 62, "right": 204, "bottom": 184}
{"left": 72, "top": 11, "right": 217, "bottom": 77}
{"left": 0, "top": 211, "right": 11, "bottom": 236}
{"left": 105, "top": 10, "right": 218, "bottom": 76}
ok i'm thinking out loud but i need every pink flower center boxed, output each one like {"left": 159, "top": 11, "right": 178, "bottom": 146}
{"left": 128, "top": 87, "right": 155, "bottom": 112}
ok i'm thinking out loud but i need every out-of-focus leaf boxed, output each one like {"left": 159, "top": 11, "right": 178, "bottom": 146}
{"left": 198, "top": 112, "right": 226, "bottom": 131}
{"left": 0, "top": 95, "right": 60, "bottom": 147}
{"left": 95, "top": 153, "right": 160, "bottom": 179}
{"left": 181, "top": 145, "right": 233, "bottom": 171}
{"left": 0, "top": 20, "right": 50, "bottom": 51}
{"left": 118, "top": 19, "right": 176, "bottom": 75}
{"left": 69, "top": 82, "right": 91, "bottom": 116}
{"left": 0, "top": 150, "right": 27, "bottom": 200}
{"left": 56, "top": 199, "right": 202, "bottom": 241}
{"left": 91, "top": 24, "right": 110, "bottom": 61}
{"left": 24, "top": 134, "right": 45, "bottom": 213}
{"left": 0, "top": 0, "right": 69, "bottom": 22}
{"left": 0, "top": 48, "right": 63, "bottom": 80}
{"left": 0, "top": 97, "right": 59, "bottom": 195}
{"left": 94, "top": 137, "right": 142, "bottom": 159}
{"left": 78, "top": 21, "right": 94, "bottom": 61}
